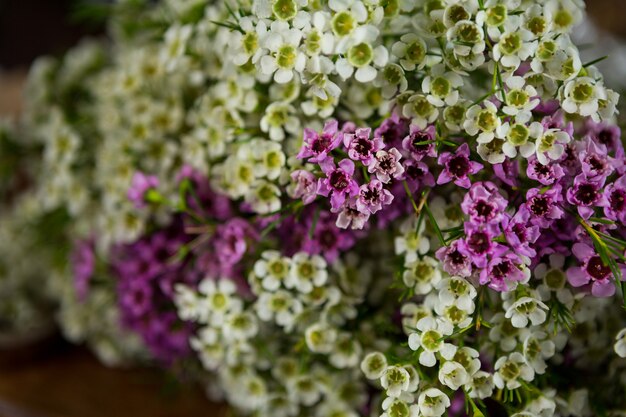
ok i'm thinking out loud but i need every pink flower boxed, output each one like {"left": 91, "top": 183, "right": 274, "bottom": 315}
{"left": 368, "top": 148, "right": 404, "bottom": 183}
{"left": 290, "top": 170, "right": 318, "bottom": 204}
{"left": 356, "top": 179, "right": 394, "bottom": 214}
{"left": 297, "top": 120, "right": 341, "bottom": 163}
{"left": 343, "top": 127, "right": 384, "bottom": 166}
{"left": 128, "top": 172, "right": 159, "bottom": 208}
{"left": 317, "top": 158, "right": 359, "bottom": 211}
{"left": 567, "top": 243, "right": 626, "bottom": 297}
{"left": 436, "top": 143, "right": 483, "bottom": 188}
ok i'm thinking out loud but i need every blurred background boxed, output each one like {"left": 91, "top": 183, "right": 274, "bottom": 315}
{"left": 1, "top": 0, "right": 626, "bottom": 416}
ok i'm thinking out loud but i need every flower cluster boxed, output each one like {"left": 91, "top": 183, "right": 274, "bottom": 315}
{"left": 5, "top": 0, "right": 626, "bottom": 416}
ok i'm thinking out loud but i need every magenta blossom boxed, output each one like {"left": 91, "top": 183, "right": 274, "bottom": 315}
{"left": 403, "top": 160, "right": 435, "bottom": 192}
{"left": 457, "top": 224, "right": 506, "bottom": 268}
{"left": 566, "top": 174, "right": 608, "bottom": 219}
{"left": 604, "top": 175, "right": 626, "bottom": 224}
{"left": 437, "top": 143, "right": 483, "bottom": 188}
{"left": 567, "top": 242, "right": 626, "bottom": 297}
{"left": 356, "top": 179, "right": 394, "bottom": 214}
{"left": 494, "top": 159, "right": 520, "bottom": 188}
{"left": 402, "top": 124, "right": 437, "bottom": 161}
{"left": 290, "top": 170, "right": 318, "bottom": 204}
{"left": 502, "top": 209, "right": 540, "bottom": 258}
{"left": 343, "top": 127, "right": 384, "bottom": 166}
{"left": 368, "top": 148, "right": 404, "bottom": 183}
{"left": 524, "top": 186, "right": 564, "bottom": 228}
{"left": 71, "top": 239, "right": 95, "bottom": 302}
{"left": 461, "top": 181, "right": 508, "bottom": 225}
{"left": 297, "top": 119, "right": 341, "bottom": 163}
{"left": 303, "top": 211, "right": 356, "bottom": 262}
{"left": 436, "top": 240, "right": 472, "bottom": 277}
{"left": 480, "top": 252, "right": 527, "bottom": 292}
{"left": 579, "top": 138, "right": 614, "bottom": 179}
{"left": 526, "top": 157, "right": 564, "bottom": 185}
{"left": 128, "top": 172, "right": 159, "bottom": 208}
{"left": 336, "top": 200, "right": 370, "bottom": 230}
{"left": 317, "top": 158, "right": 359, "bottom": 211}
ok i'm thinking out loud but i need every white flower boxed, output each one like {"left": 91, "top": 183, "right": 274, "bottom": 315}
{"left": 464, "top": 101, "right": 501, "bottom": 144}
{"left": 198, "top": 278, "right": 243, "bottom": 326}
{"left": 394, "top": 218, "right": 429, "bottom": 258}
{"left": 559, "top": 77, "right": 607, "bottom": 120}
{"left": 615, "top": 328, "right": 626, "bottom": 358}
{"left": 492, "top": 27, "right": 537, "bottom": 69}
{"left": 174, "top": 284, "right": 202, "bottom": 322}
{"left": 288, "top": 375, "right": 323, "bottom": 406}
{"left": 229, "top": 17, "right": 268, "bottom": 66}
{"left": 495, "top": 121, "right": 540, "bottom": 159}
{"left": 392, "top": 34, "right": 428, "bottom": 71}
{"left": 534, "top": 126, "right": 571, "bottom": 165}
{"left": 408, "top": 317, "right": 455, "bottom": 367}
{"left": 438, "top": 361, "right": 469, "bottom": 390}
{"left": 260, "top": 101, "right": 300, "bottom": 141}
{"left": 254, "top": 250, "right": 292, "bottom": 291}
{"left": 402, "top": 93, "right": 439, "bottom": 129}
{"left": 336, "top": 41, "right": 389, "bottom": 83}
{"left": 245, "top": 180, "right": 281, "bottom": 214}
{"left": 421, "top": 64, "right": 463, "bottom": 107}
{"left": 286, "top": 252, "right": 328, "bottom": 293}
{"left": 501, "top": 76, "right": 540, "bottom": 123}
{"left": 223, "top": 311, "right": 259, "bottom": 342}
{"left": 447, "top": 20, "right": 485, "bottom": 57}
{"left": 489, "top": 313, "right": 524, "bottom": 352}
{"left": 254, "top": 140, "right": 287, "bottom": 180}
{"left": 255, "top": 289, "right": 303, "bottom": 330}
{"left": 505, "top": 296, "right": 549, "bottom": 328}
{"left": 522, "top": 331, "right": 555, "bottom": 374}
{"left": 401, "top": 302, "right": 432, "bottom": 334}
{"left": 494, "top": 352, "right": 535, "bottom": 390}
{"left": 160, "top": 24, "right": 192, "bottom": 71}
{"left": 403, "top": 256, "right": 442, "bottom": 295}
{"left": 467, "top": 371, "right": 495, "bottom": 399}
{"left": 545, "top": 0, "right": 584, "bottom": 34}
{"left": 381, "top": 397, "right": 419, "bottom": 417}
{"left": 381, "top": 365, "right": 411, "bottom": 398}
{"left": 360, "top": 351, "right": 388, "bottom": 380}
{"left": 417, "top": 388, "right": 450, "bottom": 417}
{"left": 260, "top": 21, "right": 306, "bottom": 84}
{"left": 436, "top": 277, "right": 477, "bottom": 312}
{"left": 305, "top": 321, "right": 338, "bottom": 353}
{"left": 330, "top": 332, "right": 362, "bottom": 368}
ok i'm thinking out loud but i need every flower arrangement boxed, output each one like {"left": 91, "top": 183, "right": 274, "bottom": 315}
{"left": 5, "top": 0, "right": 626, "bottom": 415}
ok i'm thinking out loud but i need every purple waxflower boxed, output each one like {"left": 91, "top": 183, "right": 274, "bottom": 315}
{"left": 356, "top": 179, "right": 394, "bottom": 214}
{"left": 480, "top": 252, "right": 527, "bottom": 292}
{"left": 317, "top": 158, "right": 359, "bottom": 211}
{"left": 343, "top": 127, "right": 384, "bottom": 166}
{"left": 603, "top": 175, "right": 626, "bottom": 224}
{"left": 585, "top": 120, "right": 624, "bottom": 158}
{"left": 567, "top": 242, "right": 626, "bottom": 297}
{"left": 290, "top": 169, "right": 318, "bottom": 204}
{"left": 374, "top": 112, "right": 410, "bottom": 148}
{"left": 435, "top": 240, "right": 473, "bottom": 277}
{"left": 461, "top": 181, "right": 508, "bottom": 225}
{"left": 402, "top": 124, "right": 437, "bottom": 161}
{"left": 177, "top": 165, "right": 232, "bottom": 220}
{"left": 336, "top": 201, "right": 370, "bottom": 230}
{"left": 579, "top": 137, "right": 614, "bottom": 179}
{"left": 502, "top": 210, "right": 540, "bottom": 258}
{"left": 526, "top": 157, "right": 564, "bottom": 185}
{"left": 214, "top": 218, "right": 258, "bottom": 267}
{"left": 128, "top": 172, "right": 159, "bottom": 208}
{"left": 524, "top": 186, "right": 564, "bottom": 228}
{"left": 368, "top": 148, "right": 404, "bottom": 183}
{"left": 566, "top": 174, "right": 608, "bottom": 219}
{"left": 541, "top": 111, "right": 573, "bottom": 135}
{"left": 458, "top": 224, "right": 505, "bottom": 268}
{"left": 402, "top": 160, "right": 435, "bottom": 192}
{"left": 303, "top": 211, "right": 356, "bottom": 262}
{"left": 437, "top": 143, "right": 483, "bottom": 188}
{"left": 494, "top": 159, "right": 520, "bottom": 188}
{"left": 297, "top": 119, "right": 341, "bottom": 163}
{"left": 71, "top": 239, "right": 95, "bottom": 302}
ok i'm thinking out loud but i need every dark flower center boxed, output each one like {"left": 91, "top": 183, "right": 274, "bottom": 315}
{"left": 330, "top": 170, "right": 349, "bottom": 191}
{"left": 598, "top": 129, "right": 613, "bottom": 146}
{"left": 406, "top": 164, "right": 425, "bottom": 180}
{"left": 411, "top": 132, "right": 431, "bottom": 154}
{"left": 312, "top": 134, "right": 331, "bottom": 153}
{"left": 529, "top": 196, "right": 549, "bottom": 216}
{"left": 378, "top": 155, "right": 393, "bottom": 171}
{"left": 319, "top": 229, "right": 337, "bottom": 249}
{"left": 468, "top": 232, "right": 490, "bottom": 254}
{"left": 586, "top": 256, "right": 611, "bottom": 280}
{"left": 354, "top": 138, "right": 373, "bottom": 156}
{"left": 491, "top": 260, "right": 511, "bottom": 278}
{"left": 533, "top": 163, "right": 551, "bottom": 178}
{"left": 587, "top": 155, "right": 605, "bottom": 173}
{"left": 362, "top": 187, "right": 380, "bottom": 203}
{"left": 575, "top": 183, "right": 598, "bottom": 205}
{"left": 610, "top": 189, "right": 626, "bottom": 212}
{"left": 449, "top": 249, "right": 467, "bottom": 265}
{"left": 475, "top": 201, "right": 494, "bottom": 220}
{"left": 447, "top": 155, "right": 470, "bottom": 178}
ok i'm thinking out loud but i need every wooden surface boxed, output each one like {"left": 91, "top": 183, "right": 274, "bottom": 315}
{"left": 0, "top": 340, "right": 226, "bottom": 417}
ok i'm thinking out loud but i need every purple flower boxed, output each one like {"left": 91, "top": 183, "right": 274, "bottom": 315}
{"left": 603, "top": 175, "right": 626, "bottom": 224}
{"left": 567, "top": 242, "right": 625, "bottom": 297}
{"left": 317, "top": 158, "right": 360, "bottom": 211}
{"left": 336, "top": 201, "right": 370, "bottom": 230}
{"left": 368, "top": 148, "right": 404, "bottom": 183}
{"left": 526, "top": 157, "right": 564, "bottom": 185}
{"left": 290, "top": 169, "right": 318, "bottom": 204}
{"left": 494, "top": 159, "right": 520, "bottom": 188}
{"left": 374, "top": 113, "right": 410, "bottom": 148}
{"left": 343, "top": 127, "right": 384, "bottom": 166}
{"left": 297, "top": 120, "right": 341, "bottom": 163}
{"left": 71, "top": 239, "right": 95, "bottom": 302}
{"left": 303, "top": 211, "right": 356, "bottom": 262}
{"left": 524, "top": 186, "right": 564, "bottom": 228}
{"left": 502, "top": 210, "right": 540, "bottom": 258}
{"left": 402, "top": 124, "right": 437, "bottom": 161}
{"left": 402, "top": 160, "right": 435, "bottom": 192}
{"left": 214, "top": 218, "right": 257, "bottom": 267}
{"left": 436, "top": 240, "right": 473, "bottom": 277}
{"left": 437, "top": 143, "right": 483, "bottom": 188}
{"left": 579, "top": 138, "right": 614, "bottom": 179}
{"left": 128, "top": 172, "right": 159, "bottom": 208}
{"left": 177, "top": 165, "right": 232, "bottom": 220}
{"left": 457, "top": 224, "right": 505, "bottom": 268}
{"left": 356, "top": 179, "right": 394, "bottom": 214}
{"left": 461, "top": 182, "right": 507, "bottom": 225}
{"left": 479, "top": 252, "right": 526, "bottom": 292}
{"left": 585, "top": 120, "right": 623, "bottom": 158}
{"left": 566, "top": 174, "right": 608, "bottom": 219}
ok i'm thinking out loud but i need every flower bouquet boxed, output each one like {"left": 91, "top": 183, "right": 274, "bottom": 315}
{"left": 6, "top": 0, "right": 626, "bottom": 415}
